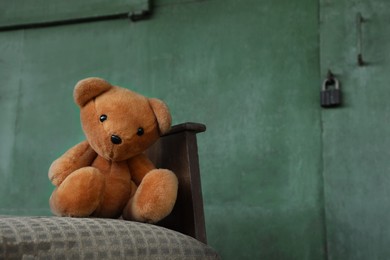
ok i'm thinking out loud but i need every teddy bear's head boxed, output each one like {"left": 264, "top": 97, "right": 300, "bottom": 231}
{"left": 73, "top": 77, "right": 171, "bottom": 161}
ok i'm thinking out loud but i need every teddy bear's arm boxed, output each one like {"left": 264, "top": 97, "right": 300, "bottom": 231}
{"left": 127, "top": 153, "right": 157, "bottom": 185}
{"left": 48, "top": 141, "right": 97, "bottom": 186}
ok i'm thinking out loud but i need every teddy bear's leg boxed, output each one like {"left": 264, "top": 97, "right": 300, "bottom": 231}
{"left": 122, "top": 169, "right": 178, "bottom": 223}
{"left": 49, "top": 167, "right": 105, "bottom": 217}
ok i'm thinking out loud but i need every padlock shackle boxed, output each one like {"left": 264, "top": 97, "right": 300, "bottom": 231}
{"left": 322, "top": 78, "right": 340, "bottom": 91}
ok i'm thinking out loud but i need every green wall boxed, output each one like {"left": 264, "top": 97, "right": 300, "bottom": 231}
{"left": 0, "top": 1, "right": 325, "bottom": 259}
{"left": 320, "top": 0, "right": 390, "bottom": 259}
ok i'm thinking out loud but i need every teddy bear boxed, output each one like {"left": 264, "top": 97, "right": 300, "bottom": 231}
{"left": 48, "top": 77, "right": 178, "bottom": 223}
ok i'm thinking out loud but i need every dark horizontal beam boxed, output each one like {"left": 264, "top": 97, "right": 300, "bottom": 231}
{"left": 0, "top": 10, "right": 151, "bottom": 32}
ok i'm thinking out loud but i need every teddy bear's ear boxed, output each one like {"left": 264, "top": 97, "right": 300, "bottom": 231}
{"left": 149, "top": 98, "right": 172, "bottom": 135}
{"left": 73, "top": 77, "right": 112, "bottom": 107}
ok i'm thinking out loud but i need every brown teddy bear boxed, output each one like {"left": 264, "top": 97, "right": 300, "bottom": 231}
{"left": 48, "top": 77, "right": 178, "bottom": 223}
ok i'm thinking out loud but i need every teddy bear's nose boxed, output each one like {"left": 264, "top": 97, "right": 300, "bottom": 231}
{"left": 111, "top": 135, "right": 122, "bottom": 145}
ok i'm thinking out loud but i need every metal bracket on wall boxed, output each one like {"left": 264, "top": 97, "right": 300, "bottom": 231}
{"left": 0, "top": 0, "right": 153, "bottom": 32}
{"left": 356, "top": 12, "right": 365, "bottom": 66}
{"left": 129, "top": 0, "right": 153, "bottom": 22}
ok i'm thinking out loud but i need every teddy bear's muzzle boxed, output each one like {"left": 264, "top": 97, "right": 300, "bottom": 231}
{"left": 111, "top": 135, "right": 122, "bottom": 145}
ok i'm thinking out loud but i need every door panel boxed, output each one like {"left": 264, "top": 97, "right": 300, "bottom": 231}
{"left": 320, "top": 1, "right": 390, "bottom": 259}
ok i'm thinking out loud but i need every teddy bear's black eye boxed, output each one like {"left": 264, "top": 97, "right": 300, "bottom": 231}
{"left": 100, "top": 115, "right": 107, "bottom": 122}
{"left": 137, "top": 127, "right": 144, "bottom": 136}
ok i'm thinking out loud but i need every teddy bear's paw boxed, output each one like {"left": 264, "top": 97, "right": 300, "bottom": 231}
{"left": 48, "top": 141, "right": 97, "bottom": 186}
{"left": 49, "top": 167, "right": 105, "bottom": 217}
{"left": 122, "top": 169, "right": 178, "bottom": 223}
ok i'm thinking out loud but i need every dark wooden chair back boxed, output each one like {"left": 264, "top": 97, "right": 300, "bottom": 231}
{"left": 146, "top": 122, "right": 207, "bottom": 244}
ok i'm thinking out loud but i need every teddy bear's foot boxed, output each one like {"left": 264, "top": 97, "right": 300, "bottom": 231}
{"left": 122, "top": 169, "right": 178, "bottom": 223}
{"left": 49, "top": 167, "right": 105, "bottom": 217}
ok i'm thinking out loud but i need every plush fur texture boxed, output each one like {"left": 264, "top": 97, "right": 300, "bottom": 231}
{"left": 48, "top": 77, "right": 178, "bottom": 223}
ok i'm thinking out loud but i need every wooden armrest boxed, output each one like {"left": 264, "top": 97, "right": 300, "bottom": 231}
{"left": 146, "top": 122, "right": 207, "bottom": 243}
{"left": 164, "top": 122, "right": 206, "bottom": 136}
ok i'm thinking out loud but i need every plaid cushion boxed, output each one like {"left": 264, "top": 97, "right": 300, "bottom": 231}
{"left": 0, "top": 216, "right": 219, "bottom": 259}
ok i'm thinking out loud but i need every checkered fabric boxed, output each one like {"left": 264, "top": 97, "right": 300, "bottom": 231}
{"left": 0, "top": 216, "right": 219, "bottom": 260}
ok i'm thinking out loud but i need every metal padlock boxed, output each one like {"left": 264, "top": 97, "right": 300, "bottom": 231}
{"left": 321, "top": 78, "right": 341, "bottom": 107}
